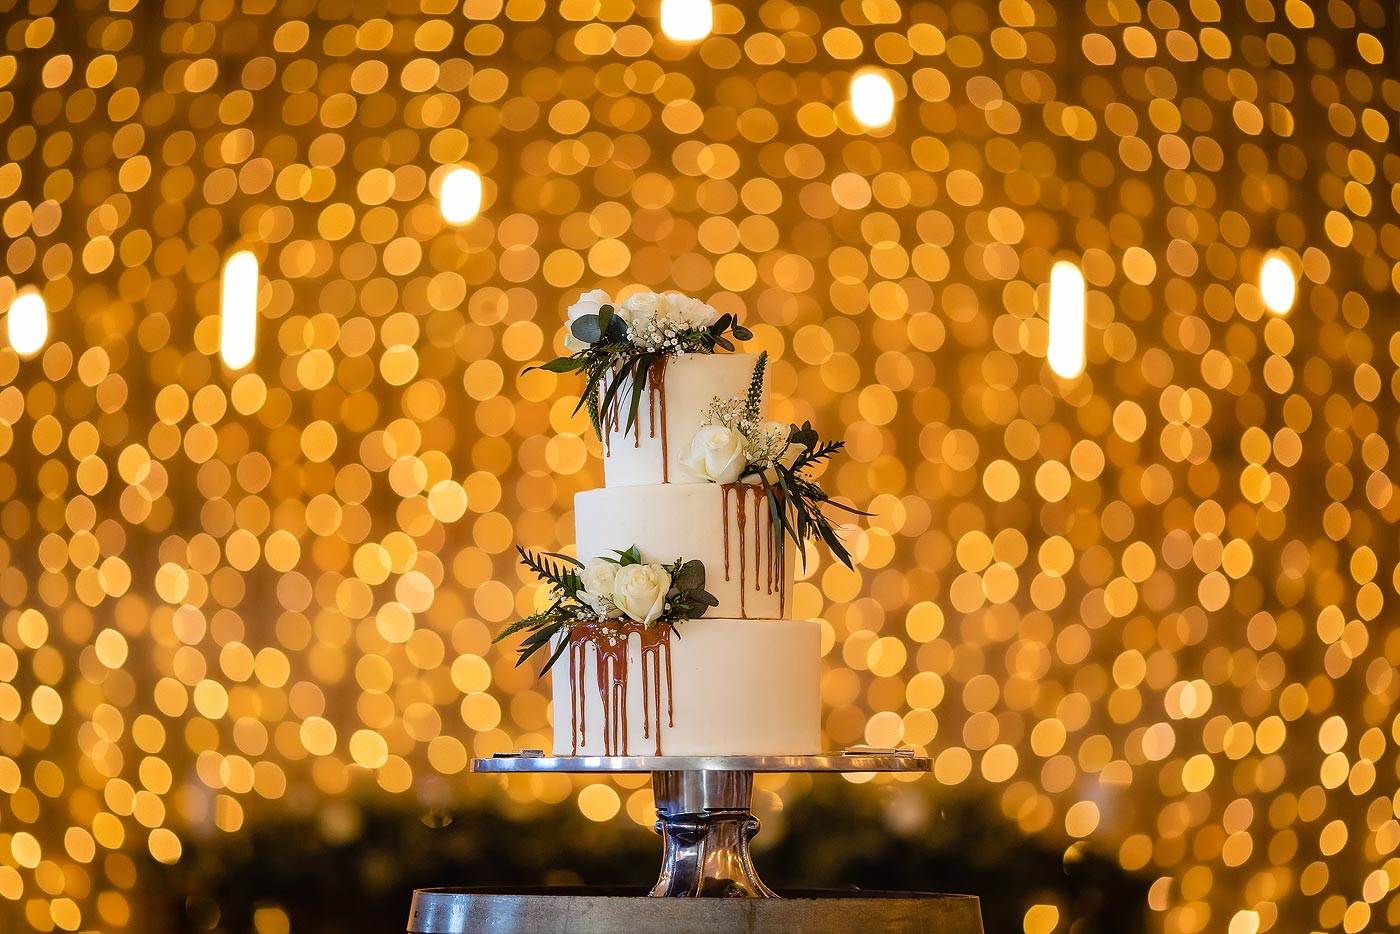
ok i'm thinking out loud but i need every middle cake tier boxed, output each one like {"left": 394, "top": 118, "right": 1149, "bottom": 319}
{"left": 575, "top": 481, "right": 795, "bottom": 620}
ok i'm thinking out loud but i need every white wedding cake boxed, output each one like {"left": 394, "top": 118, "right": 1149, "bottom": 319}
{"left": 558, "top": 351, "right": 821, "bottom": 756}
{"left": 502, "top": 290, "right": 860, "bottom": 758}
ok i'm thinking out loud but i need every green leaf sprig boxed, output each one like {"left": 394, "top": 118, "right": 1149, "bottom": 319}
{"left": 742, "top": 421, "right": 871, "bottom": 571}
{"left": 528, "top": 303, "right": 753, "bottom": 440}
{"left": 494, "top": 546, "right": 719, "bottom": 675}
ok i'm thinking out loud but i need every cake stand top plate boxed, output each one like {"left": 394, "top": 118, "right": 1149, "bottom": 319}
{"left": 471, "top": 751, "right": 930, "bottom": 773}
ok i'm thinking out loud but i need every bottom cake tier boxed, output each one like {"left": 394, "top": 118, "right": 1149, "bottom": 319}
{"left": 551, "top": 617, "right": 821, "bottom": 757}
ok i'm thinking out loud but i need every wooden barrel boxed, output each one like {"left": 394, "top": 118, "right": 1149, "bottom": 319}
{"left": 407, "top": 886, "right": 985, "bottom": 934}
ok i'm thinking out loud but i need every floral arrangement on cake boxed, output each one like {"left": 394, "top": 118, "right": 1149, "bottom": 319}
{"left": 680, "top": 352, "right": 869, "bottom": 569}
{"left": 495, "top": 545, "right": 718, "bottom": 672}
{"left": 530, "top": 289, "right": 753, "bottom": 439}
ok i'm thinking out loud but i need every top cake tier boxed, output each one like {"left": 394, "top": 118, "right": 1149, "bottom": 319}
{"left": 601, "top": 352, "right": 768, "bottom": 488}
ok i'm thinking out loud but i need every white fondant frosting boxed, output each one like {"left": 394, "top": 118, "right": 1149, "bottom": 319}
{"left": 544, "top": 344, "right": 821, "bottom": 759}
{"left": 601, "top": 352, "right": 767, "bottom": 488}
{"left": 575, "top": 482, "right": 795, "bottom": 621}
{"left": 551, "top": 617, "right": 821, "bottom": 756}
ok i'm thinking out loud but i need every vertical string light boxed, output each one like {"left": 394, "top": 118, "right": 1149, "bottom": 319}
{"left": 440, "top": 167, "right": 483, "bottom": 225}
{"left": 659, "top": 0, "right": 712, "bottom": 41}
{"left": 6, "top": 291, "right": 48, "bottom": 357}
{"left": 219, "top": 250, "right": 259, "bottom": 369}
{"left": 850, "top": 71, "right": 895, "bottom": 128}
{"left": 1260, "top": 254, "right": 1297, "bottom": 315}
{"left": 1047, "top": 261, "right": 1086, "bottom": 378}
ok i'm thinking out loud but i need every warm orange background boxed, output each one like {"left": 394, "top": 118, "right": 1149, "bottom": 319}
{"left": 0, "top": 2, "right": 1394, "bottom": 932}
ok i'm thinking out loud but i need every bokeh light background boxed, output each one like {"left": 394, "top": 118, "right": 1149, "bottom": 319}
{"left": 0, "top": 0, "right": 1397, "bottom": 932}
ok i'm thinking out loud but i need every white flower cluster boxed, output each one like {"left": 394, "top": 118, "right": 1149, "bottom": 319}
{"left": 578, "top": 557, "right": 673, "bottom": 626}
{"left": 680, "top": 411, "right": 798, "bottom": 485}
{"left": 564, "top": 289, "right": 720, "bottom": 353}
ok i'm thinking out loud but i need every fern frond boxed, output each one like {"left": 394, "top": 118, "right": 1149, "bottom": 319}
{"left": 791, "top": 439, "right": 845, "bottom": 471}
{"left": 494, "top": 611, "right": 550, "bottom": 644}
{"left": 517, "top": 547, "right": 580, "bottom": 592}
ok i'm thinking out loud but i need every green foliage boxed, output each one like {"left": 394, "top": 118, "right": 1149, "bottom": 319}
{"left": 608, "top": 545, "right": 643, "bottom": 566}
{"left": 495, "top": 545, "right": 715, "bottom": 678}
{"left": 526, "top": 303, "right": 752, "bottom": 441}
{"left": 515, "top": 547, "right": 582, "bottom": 595}
{"left": 741, "top": 420, "right": 871, "bottom": 571}
{"left": 658, "top": 556, "right": 717, "bottom": 621}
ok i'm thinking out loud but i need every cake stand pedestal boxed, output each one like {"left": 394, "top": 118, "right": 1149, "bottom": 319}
{"left": 471, "top": 750, "right": 929, "bottom": 899}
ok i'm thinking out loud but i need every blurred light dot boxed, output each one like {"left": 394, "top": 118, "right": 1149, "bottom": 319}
{"left": 577, "top": 783, "right": 620, "bottom": 822}
{"left": 7, "top": 291, "right": 48, "bottom": 357}
{"left": 1261, "top": 255, "right": 1296, "bottom": 314}
{"left": 659, "top": 0, "right": 712, "bottom": 42}
{"left": 1048, "top": 261, "right": 1086, "bottom": 378}
{"left": 219, "top": 250, "right": 259, "bottom": 369}
{"left": 1229, "top": 910, "right": 1260, "bottom": 934}
{"left": 850, "top": 71, "right": 895, "bottom": 128}
{"left": 1024, "top": 904, "right": 1060, "bottom": 934}
{"left": 440, "top": 167, "right": 482, "bottom": 224}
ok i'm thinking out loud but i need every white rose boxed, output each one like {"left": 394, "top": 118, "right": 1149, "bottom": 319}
{"left": 621, "top": 291, "right": 660, "bottom": 323}
{"left": 565, "top": 289, "right": 611, "bottom": 352}
{"left": 579, "top": 557, "right": 622, "bottom": 618}
{"left": 659, "top": 293, "right": 719, "bottom": 330}
{"left": 680, "top": 425, "right": 748, "bottom": 484}
{"left": 612, "top": 563, "right": 672, "bottom": 626}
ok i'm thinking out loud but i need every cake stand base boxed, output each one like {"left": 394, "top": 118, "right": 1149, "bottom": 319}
{"left": 406, "top": 887, "right": 985, "bottom": 934}
{"left": 472, "top": 752, "right": 930, "bottom": 899}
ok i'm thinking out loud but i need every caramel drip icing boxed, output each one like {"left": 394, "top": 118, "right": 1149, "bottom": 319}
{"left": 600, "top": 378, "right": 621, "bottom": 459}
{"left": 601, "top": 359, "right": 670, "bottom": 476}
{"left": 568, "top": 621, "right": 674, "bottom": 757}
{"left": 639, "top": 624, "right": 674, "bottom": 755}
{"left": 569, "top": 637, "right": 580, "bottom": 755}
{"left": 776, "top": 500, "right": 787, "bottom": 616}
{"left": 771, "top": 489, "right": 787, "bottom": 616}
{"left": 765, "top": 495, "right": 775, "bottom": 596}
{"left": 718, "top": 482, "right": 788, "bottom": 619}
{"left": 721, "top": 483, "right": 732, "bottom": 584}
{"left": 647, "top": 356, "right": 670, "bottom": 482}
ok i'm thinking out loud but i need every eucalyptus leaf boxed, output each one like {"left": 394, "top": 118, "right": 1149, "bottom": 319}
{"left": 673, "top": 559, "right": 705, "bottom": 591}
{"left": 731, "top": 325, "right": 753, "bottom": 341}
{"left": 605, "top": 311, "right": 629, "bottom": 342}
{"left": 570, "top": 314, "right": 602, "bottom": 344}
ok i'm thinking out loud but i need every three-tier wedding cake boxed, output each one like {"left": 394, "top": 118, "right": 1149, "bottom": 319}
{"left": 501, "top": 290, "right": 864, "bottom": 758}
{"left": 563, "top": 350, "right": 819, "bottom": 756}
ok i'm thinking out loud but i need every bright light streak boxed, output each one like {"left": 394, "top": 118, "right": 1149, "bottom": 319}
{"left": 850, "top": 71, "right": 895, "bottom": 127}
{"left": 219, "top": 250, "right": 259, "bottom": 369}
{"left": 660, "top": 0, "right": 712, "bottom": 41}
{"left": 440, "top": 167, "right": 483, "bottom": 225}
{"left": 1260, "top": 255, "right": 1296, "bottom": 315}
{"left": 1048, "top": 261, "right": 1086, "bottom": 378}
{"left": 7, "top": 291, "right": 48, "bottom": 357}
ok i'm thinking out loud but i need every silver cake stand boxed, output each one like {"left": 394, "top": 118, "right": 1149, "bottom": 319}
{"left": 471, "top": 749, "right": 931, "bottom": 898}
